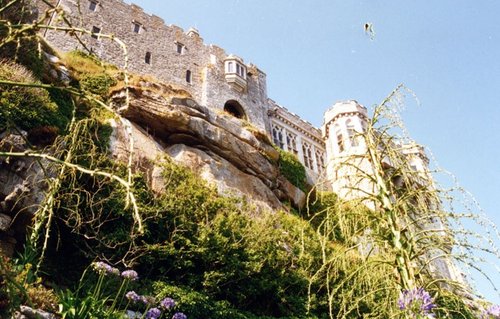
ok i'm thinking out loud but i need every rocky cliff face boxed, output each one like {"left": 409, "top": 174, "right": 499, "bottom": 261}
{"left": 110, "top": 83, "right": 306, "bottom": 211}
{"left": 0, "top": 61, "right": 306, "bottom": 258}
{"left": 0, "top": 132, "right": 49, "bottom": 256}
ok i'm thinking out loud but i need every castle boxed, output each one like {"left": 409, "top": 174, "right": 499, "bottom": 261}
{"left": 32, "top": 0, "right": 469, "bottom": 287}
{"left": 36, "top": 0, "right": 429, "bottom": 197}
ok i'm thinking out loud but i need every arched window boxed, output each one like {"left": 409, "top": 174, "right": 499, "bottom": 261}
{"left": 186, "top": 70, "right": 192, "bottom": 83}
{"left": 145, "top": 51, "right": 152, "bottom": 64}
{"left": 316, "top": 150, "right": 325, "bottom": 172}
{"left": 302, "top": 142, "right": 314, "bottom": 169}
{"left": 286, "top": 132, "right": 298, "bottom": 155}
{"left": 272, "top": 124, "right": 284, "bottom": 149}
{"left": 224, "top": 100, "right": 246, "bottom": 119}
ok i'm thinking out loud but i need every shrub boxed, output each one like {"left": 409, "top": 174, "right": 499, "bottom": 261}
{"left": 62, "top": 51, "right": 117, "bottom": 99}
{"left": 432, "top": 290, "right": 477, "bottom": 319}
{"left": 0, "top": 61, "right": 70, "bottom": 132}
{"left": 152, "top": 282, "right": 288, "bottom": 319}
{"left": 278, "top": 148, "right": 307, "bottom": 191}
{"left": 80, "top": 73, "right": 116, "bottom": 97}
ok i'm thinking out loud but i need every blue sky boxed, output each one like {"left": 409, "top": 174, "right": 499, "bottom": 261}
{"left": 130, "top": 0, "right": 500, "bottom": 303}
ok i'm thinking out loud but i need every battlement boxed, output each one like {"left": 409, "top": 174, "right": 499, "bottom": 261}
{"left": 268, "top": 100, "right": 322, "bottom": 143}
{"left": 34, "top": 0, "right": 431, "bottom": 193}
{"left": 323, "top": 100, "right": 368, "bottom": 127}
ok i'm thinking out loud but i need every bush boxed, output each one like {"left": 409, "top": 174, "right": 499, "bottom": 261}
{"left": 46, "top": 155, "right": 322, "bottom": 317}
{"left": 0, "top": 61, "right": 70, "bottom": 132}
{"left": 80, "top": 73, "right": 116, "bottom": 97}
{"left": 152, "top": 282, "right": 310, "bottom": 319}
{"left": 278, "top": 148, "right": 307, "bottom": 191}
{"left": 432, "top": 290, "right": 478, "bottom": 319}
{"left": 62, "top": 51, "right": 117, "bottom": 99}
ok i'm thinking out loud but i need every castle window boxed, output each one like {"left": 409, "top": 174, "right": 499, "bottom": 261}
{"left": 89, "top": 0, "right": 98, "bottom": 11}
{"left": 302, "top": 142, "right": 314, "bottom": 169}
{"left": 346, "top": 119, "right": 359, "bottom": 147}
{"left": 227, "top": 61, "right": 247, "bottom": 79}
{"left": 224, "top": 100, "right": 246, "bottom": 119}
{"left": 286, "top": 132, "right": 298, "bottom": 156}
{"left": 186, "top": 70, "right": 192, "bottom": 83}
{"left": 335, "top": 127, "right": 344, "bottom": 153}
{"left": 132, "top": 21, "right": 141, "bottom": 33}
{"left": 316, "top": 150, "right": 325, "bottom": 172}
{"left": 272, "top": 124, "right": 284, "bottom": 149}
{"left": 91, "top": 26, "right": 101, "bottom": 39}
{"left": 224, "top": 56, "right": 247, "bottom": 91}
{"left": 224, "top": 59, "right": 246, "bottom": 77}
{"left": 145, "top": 51, "right": 152, "bottom": 64}
{"left": 176, "top": 42, "right": 185, "bottom": 54}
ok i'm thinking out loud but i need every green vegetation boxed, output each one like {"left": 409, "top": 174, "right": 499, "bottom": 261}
{"left": 62, "top": 50, "right": 118, "bottom": 98}
{"left": 0, "top": 61, "right": 71, "bottom": 132}
{"left": 278, "top": 148, "right": 307, "bottom": 192}
{"left": 1, "top": 3, "right": 499, "bottom": 318}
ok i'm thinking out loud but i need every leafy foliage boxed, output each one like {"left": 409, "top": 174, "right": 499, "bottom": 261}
{"left": 278, "top": 148, "right": 307, "bottom": 191}
{"left": 0, "top": 61, "right": 70, "bottom": 132}
{"left": 62, "top": 51, "right": 118, "bottom": 99}
{"left": 1, "top": 3, "right": 499, "bottom": 318}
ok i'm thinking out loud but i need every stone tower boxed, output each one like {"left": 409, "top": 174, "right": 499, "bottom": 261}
{"left": 322, "top": 100, "right": 372, "bottom": 200}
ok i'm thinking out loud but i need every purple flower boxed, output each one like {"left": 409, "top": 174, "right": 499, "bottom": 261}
{"left": 146, "top": 307, "right": 162, "bottom": 319}
{"left": 172, "top": 312, "right": 187, "bottom": 319}
{"left": 125, "top": 291, "right": 141, "bottom": 303}
{"left": 483, "top": 305, "right": 500, "bottom": 318}
{"left": 160, "top": 297, "right": 176, "bottom": 310}
{"left": 121, "top": 269, "right": 139, "bottom": 280}
{"left": 92, "top": 261, "right": 119, "bottom": 276}
{"left": 398, "top": 288, "right": 436, "bottom": 318}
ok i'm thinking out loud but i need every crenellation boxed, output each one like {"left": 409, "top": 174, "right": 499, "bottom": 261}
{"left": 31, "top": 0, "right": 466, "bottom": 287}
{"left": 130, "top": 3, "right": 143, "bottom": 13}
{"left": 150, "top": 15, "right": 164, "bottom": 28}
{"left": 35, "top": 0, "right": 433, "bottom": 195}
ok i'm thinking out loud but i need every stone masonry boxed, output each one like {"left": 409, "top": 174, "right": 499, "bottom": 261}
{"left": 31, "top": 0, "right": 467, "bottom": 288}
{"left": 35, "top": 0, "right": 327, "bottom": 181}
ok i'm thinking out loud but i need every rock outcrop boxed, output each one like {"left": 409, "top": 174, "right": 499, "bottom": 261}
{"left": 110, "top": 84, "right": 306, "bottom": 210}
{"left": 0, "top": 131, "right": 49, "bottom": 256}
{"left": 0, "top": 80, "right": 307, "bottom": 259}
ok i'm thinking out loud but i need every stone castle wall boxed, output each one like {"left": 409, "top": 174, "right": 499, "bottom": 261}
{"left": 37, "top": 0, "right": 270, "bottom": 131}
{"left": 35, "top": 0, "right": 327, "bottom": 176}
{"left": 268, "top": 101, "right": 326, "bottom": 179}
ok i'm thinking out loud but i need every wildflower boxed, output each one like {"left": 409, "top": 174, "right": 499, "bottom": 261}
{"left": 121, "top": 269, "right": 139, "bottom": 281}
{"left": 483, "top": 305, "right": 500, "bottom": 318}
{"left": 146, "top": 307, "right": 162, "bottom": 319}
{"left": 398, "top": 287, "right": 436, "bottom": 318}
{"left": 92, "top": 261, "right": 119, "bottom": 275}
{"left": 125, "top": 291, "right": 141, "bottom": 303}
{"left": 160, "top": 297, "right": 176, "bottom": 310}
{"left": 172, "top": 312, "right": 187, "bottom": 319}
